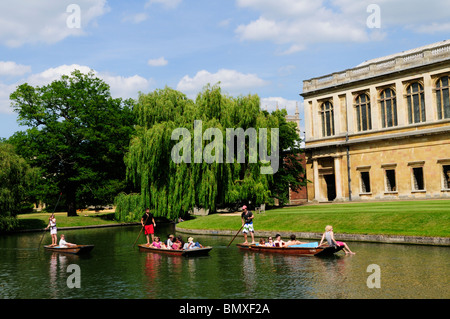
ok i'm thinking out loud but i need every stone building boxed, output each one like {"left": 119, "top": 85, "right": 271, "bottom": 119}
{"left": 301, "top": 40, "right": 450, "bottom": 202}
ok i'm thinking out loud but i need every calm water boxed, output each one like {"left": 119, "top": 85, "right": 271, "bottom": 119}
{"left": 0, "top": 224, "right": 448, "bottom": 299}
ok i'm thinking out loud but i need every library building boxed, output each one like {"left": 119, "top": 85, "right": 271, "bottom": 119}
{"left": 301, "top": 40, "right": 450, "bottom": 202}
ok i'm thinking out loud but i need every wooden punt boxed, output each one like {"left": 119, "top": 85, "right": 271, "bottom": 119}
{"left": 44, "top": 245, "right": 94, "bottom": 255}
{"left": 138, "top": 244, "right": 212, "bottom": 257}
{"left": 236, "top": 243, "right": 343, "bottom": 257}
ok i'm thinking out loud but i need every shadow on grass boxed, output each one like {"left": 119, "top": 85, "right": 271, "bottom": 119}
{"left": 16, "top": 219, "right": 47, "bottom": 230}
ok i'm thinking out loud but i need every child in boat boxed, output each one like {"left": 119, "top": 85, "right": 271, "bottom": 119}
{"left": 59, "top": 234, "right": 75, "bottom": 248}
{"left": 319, "top": 225, "right": 355, "bottom": 255}
{"left": 171, "top": 237, "right": 182, "bottom": 250}
{"left": 165, "top": 234, "right": 175, "bottom": 249}
{"left": 286, "top": 234, "right": 307, "bottom": 246}
{"left": 265, "top": 236, "right": 275, "bottom": 247}
{"left": 274, "top": 234, "right": 286, "bottom": 247}
{"left": 150, "top": 237, "right": 165, "bottom": 249}
{"left": 183, "top": 237, "right": 203, "bottom": 249}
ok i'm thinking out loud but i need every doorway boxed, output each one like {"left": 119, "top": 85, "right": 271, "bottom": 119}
{"left": 324, "top": 174, "right": 336, "bottom": 201}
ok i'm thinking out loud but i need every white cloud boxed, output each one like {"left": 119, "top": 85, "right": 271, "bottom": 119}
{"left": 0, "top": 61, "right": 31, "bottom": 76}
{"left": 414, "top": 22, "right": 450, "bottom": 34}
{"left": 145, "top": 0, "right": 182, "bottom": 9}
{"left": 147, "top": 57, "right": 168, "bottom": 67}
{"left": 235, "top": 0, "right": 369, "bottom": 54}
{"left": 0, "top": 83, "right": 17, "bottom": 114}
{"left": 0, "top": 0, "right": 109, "bottom": 47}
{"left": 122, "top": 13, "right": 148, "bottom": 24}
{"left": 0, "top": 64, "right": 154, "bottom": 114}
{"left": 176, "top": 69, "right": 269, "bottom": 98}
{"left": 235, "top": 0, "right": 450, "bottom": 54}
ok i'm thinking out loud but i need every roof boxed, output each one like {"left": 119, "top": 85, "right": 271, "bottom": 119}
{"left": 356, "top": 39, "right": 450, "bottom": 67}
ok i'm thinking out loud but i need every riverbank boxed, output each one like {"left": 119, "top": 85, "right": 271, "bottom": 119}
{"left": 8, "top": 199, "right": 450, "bottom": 246}
{"left": 176, "top": 199, "right": 450, "bottom": 246}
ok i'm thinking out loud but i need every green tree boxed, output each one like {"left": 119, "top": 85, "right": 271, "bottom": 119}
{"left": 269, "top": 109, "right": 307, "bottom": 205}
{"left": 9, "top": 70, "right": 135, "bottom": 216}
{"left": 116, "top": 84, "right": 306, "bottom": 221}
{"left": 0, "top": 142, "right": 38, "bottom": 230}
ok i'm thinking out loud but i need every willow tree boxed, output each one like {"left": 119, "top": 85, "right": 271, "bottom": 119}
{"left": 115, "top": 84, "right": 304, "bottom": 221}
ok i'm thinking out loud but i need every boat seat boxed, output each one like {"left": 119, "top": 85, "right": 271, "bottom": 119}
{"left": 290, "top": 242, "right": 319, "bottom": 248}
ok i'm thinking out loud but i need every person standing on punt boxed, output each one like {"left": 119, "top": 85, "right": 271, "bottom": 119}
{"left": 319, "top": 225, "right": 355, "bottom": 255}
{"left": 241, "top": 205, "right": 255, "bottom": 245}
{"left": 45, "top": 213, "right": 58, "bottom": 247}
{"left": 141, "top": 208, "right": 156, "bottom": 246}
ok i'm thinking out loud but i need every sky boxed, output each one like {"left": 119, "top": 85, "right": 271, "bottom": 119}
{"left": 1, "top": 0, "right": 449, "bottom": 139}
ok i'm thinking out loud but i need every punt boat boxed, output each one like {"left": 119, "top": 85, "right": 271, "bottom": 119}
{"left": 44, "top": 245, "right": 94, "bottom": 255}
{"left": 236, "top": 242, "right": 343, "bottom": 257}
{"left": 138, "top": 244, "right": 212, "bottom": 257}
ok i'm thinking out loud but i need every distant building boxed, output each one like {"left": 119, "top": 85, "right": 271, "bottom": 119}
{"left": 301, "top": 40, "right": 450, "bottom": 202}
{"left": 283, "top": 103, "right": 308, "bottom": 205}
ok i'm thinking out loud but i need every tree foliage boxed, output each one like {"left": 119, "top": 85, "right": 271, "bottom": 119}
{"left": 116, "top": 85, "right": 306, "bottom": 221}
{"left": 9, "top": 70, "right": 135, "bottom": 216}
{"left": 0, "top": 142, "right": 38, "bottom": 230}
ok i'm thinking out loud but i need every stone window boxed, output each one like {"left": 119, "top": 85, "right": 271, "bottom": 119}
{"left": 360, "top": 171, "right": 371, "bottom": 193}
{"left": 320, "top": 101, "right": 334, "bottom": 137}
{"left": 412, "top": 167, "right": 424, "bottom": 190}
{"left": 406, "top": 82, "right": 426, "bottom": 124}
{"left": 355, "top": 93, "right": 372, "bottom": 131}
{"left": 379, "top": 88, "right": 398, "bottom": 128}
{"left": 385, "top": 169, "right": 396, "bottom": 192}
{"left": 443, "top": 165, "right": 450, "bottom": 189}
{"left": 436, "top": 75, "right": 450, "bottom": 120}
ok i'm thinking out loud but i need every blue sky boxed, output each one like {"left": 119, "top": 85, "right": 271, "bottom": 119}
{"left": 1, "top": 0, "right": 449, "bottom": 139}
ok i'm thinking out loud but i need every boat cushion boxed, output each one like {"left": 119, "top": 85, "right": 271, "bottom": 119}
{"left": 290, "top": 242, "right": 318, "bottom": 248}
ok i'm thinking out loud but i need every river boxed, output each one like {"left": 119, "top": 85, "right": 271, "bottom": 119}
{"left": 0, "top": 224, "right": 448, "bottom": 299}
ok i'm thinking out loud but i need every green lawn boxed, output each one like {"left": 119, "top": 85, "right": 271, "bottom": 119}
{"left": 16, "top": 211, "right": 119, "bottom": 230}
{"left": 179, "top": 200, "right": 450, "bottom": 237}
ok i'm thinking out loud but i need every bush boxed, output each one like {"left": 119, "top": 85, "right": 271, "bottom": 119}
{"left": 0, "top": 216, "right": 19, "bottom": 232}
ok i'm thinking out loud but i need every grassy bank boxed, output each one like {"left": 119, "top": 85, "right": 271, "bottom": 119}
{"left": 15, "top": 211, "right": 120, "bottom": 231}
{"left": 178, "top": 200, "right": 450, "bottom": 237}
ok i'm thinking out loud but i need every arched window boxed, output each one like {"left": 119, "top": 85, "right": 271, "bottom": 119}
{"left": 436, "top": 75, "right": 450, "bottom": 119}
{"left": 379, "top": 88, "right": 397, "bottom": 128}
{"left": 355, "top": 93, "right": 372, "bottom": 131}
{"left": 320, "top": 101, "right": 334, "bottom": 137}
{"left": 406, "top": 82, "right": 425, "bottom": 124}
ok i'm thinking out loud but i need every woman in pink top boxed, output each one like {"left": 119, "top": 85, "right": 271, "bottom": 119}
{"left": 150, "top": 236, "right": 164, "bottom": 249}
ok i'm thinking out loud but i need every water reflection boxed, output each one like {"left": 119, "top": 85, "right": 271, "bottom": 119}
{"left": 0, "top": 226, "right": 449, "bottom": 299}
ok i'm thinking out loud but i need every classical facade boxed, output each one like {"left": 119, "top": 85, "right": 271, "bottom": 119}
{"left": 301, "top": 40, "right": 450, "bottom": 202}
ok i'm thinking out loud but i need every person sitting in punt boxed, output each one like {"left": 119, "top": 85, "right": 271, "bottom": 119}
{"left": 165, "top": 234, "right": 175, "bottom": 249}
{"left": 286, "top": 234, "right": 307, "bottom": 246}
{"left": 265, "top": 236, "right": 275, "bottom": 247}
{"left": 59, "top": 234, "right": 75, "bottom": 248}
{"left": 183, "top": 237, "right": 203, "bottom": 249}
{"left": 150, "top": 236, "right": 165, "bottom": 249}
{"left": 319, "top": 225, "right": 355, "bottom": 255}
{"left": 171, "top": 237, "right": 183, "bottom": 250}
{"left": 258, "top": 238, "right": 265, "bottom": 246}
{"left": 274, "top": 234, "right": 286, "bottom": 247}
